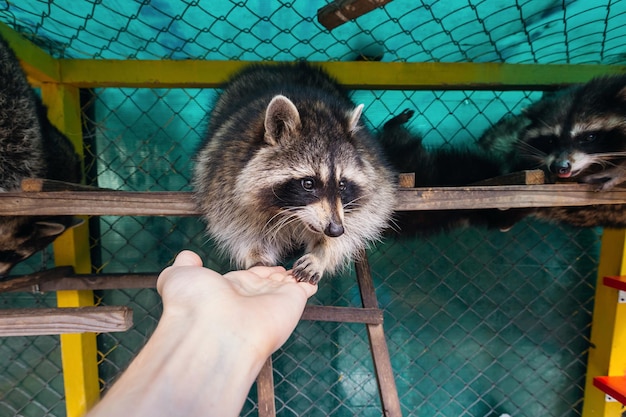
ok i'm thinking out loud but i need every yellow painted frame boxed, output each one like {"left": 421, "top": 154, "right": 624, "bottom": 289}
{"left": 582, "top": 229, "right": 626, "bottom": 416}
{"left": 41, "top": 82, "right": 99, "bottom": 417}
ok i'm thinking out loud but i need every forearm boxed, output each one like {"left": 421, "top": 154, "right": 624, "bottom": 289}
{"left": 87, "top": 313, "right": 266, "bottom": 417}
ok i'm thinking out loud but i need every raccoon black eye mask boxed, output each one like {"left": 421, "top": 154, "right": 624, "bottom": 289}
{"left": 192, "top": 62, "right": 395, "bottom": 284}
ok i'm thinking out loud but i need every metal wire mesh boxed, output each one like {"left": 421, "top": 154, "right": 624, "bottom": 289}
{"left": 0, "top": 1, "right": 617, "bottom": 416}
{"left": 0, "top": 0, "right": 625, "bottom": 65}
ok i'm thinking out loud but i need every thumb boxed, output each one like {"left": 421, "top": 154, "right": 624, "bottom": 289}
{"left": 173, "top": 250, "right": 203, "bottom": 267}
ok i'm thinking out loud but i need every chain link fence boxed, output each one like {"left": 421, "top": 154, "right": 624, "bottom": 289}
{"left": 0, "top": 0, "right": 619, "bottom": 416}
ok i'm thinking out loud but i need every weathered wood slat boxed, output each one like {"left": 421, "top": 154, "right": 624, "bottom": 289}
{"left": 0, "top": 191, "right": 198, "bottom": 216}
{"left": 0, "top": 266, "right": 74, "bottom": 292}
{"left": 1, "top": 184, "right": 625, "bottom": 216}
{"left": 301, "top": 306, "right": 383, "bottom": 324}
{"left": 0, "top": 306, "right": 133, "bottom": 336}
{"left": 317, "top": 0, "right": 395, "bottom": 30}
{"left": 395, "top": 184, "right": 626, "bottom": 211}
{"left": 3, "top": 273, "right": 156, "bottom": 294}
{"left": 21, "top": 178, "right": 108, "bottom": 192}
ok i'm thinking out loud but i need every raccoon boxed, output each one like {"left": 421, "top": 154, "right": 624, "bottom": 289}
{"left": 193, "top": 62, "right": 395, "bottom": 284}
{"left": 0, "top": 34, "right": 82, "bottom": 278}
{"left": 379, "top": 108, "right": 523, "bottom": 235}
{"left": 477, "top": 75, "right": 626, "bottom": 228}
{"left": 518, "top": 75, "right": 626, "bottom": 190}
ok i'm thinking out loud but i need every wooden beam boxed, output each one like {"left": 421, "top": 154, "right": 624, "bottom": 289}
{"left": 0, "top": 266, "right": 74, "bottom": 293}
{"left": 4, "top": 273, "right": 158, "bottom": 293}
{"left": 55, "top": 60, "right": 626, "bottom": 90}
{"left": 394, "top": 184, "right": 626, "bottom": 211}
{"left": 0, "top": 191, "right": 198, "bottom": 216}
{"left": 317, "top": 0, "right": 394, "bottom": 30}
{"left": 0, "top": 306, "right": 132, "bottom": 336}
{"left": 3, "top": 183, "right": 626, "bottom": 217}
{"left": 355, "top": 252, "right": 402, "bottom": 417}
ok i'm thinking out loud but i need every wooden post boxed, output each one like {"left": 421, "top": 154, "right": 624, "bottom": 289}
{"left": 40, "top": 82, "right": 100, "bottom": 417}
{"left": 582, "top": 229, "right": 626, "bottom": 416}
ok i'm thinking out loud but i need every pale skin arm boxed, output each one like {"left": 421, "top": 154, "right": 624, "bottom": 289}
{"left": 86, "top": 250, "right": 317, "bottom": 417}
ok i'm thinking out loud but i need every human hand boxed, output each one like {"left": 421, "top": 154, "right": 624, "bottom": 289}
{"left": 157, "top": 250, "right": 318, "bottom": 359}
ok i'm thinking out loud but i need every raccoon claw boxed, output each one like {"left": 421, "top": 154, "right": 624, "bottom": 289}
{"left": 293, "top": 256, "right": 323, "bottom": 284}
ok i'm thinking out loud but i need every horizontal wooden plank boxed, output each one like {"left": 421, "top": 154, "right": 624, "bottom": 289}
{"left": 0, "top": 191, "right": 198, "bottom": 216}
{"left": 1, "top": 184, "right": 625, "bottom": 216}
{"left": 395, "top": 184, "right": 626, "bottom": 211}
{"left": 21, "top": 178, "right": 107, "bottom": 192}
{"left": 0, "top": 266, "right": 74, "bottom": 293}
{"left": 301, "top": 305, "right": 383, "bottom": 324}
{"left": 593, "top": 376, "right": 626, "bottom": 405}
{"left": 0, "top": 306, "right": 133, "bottom": 336}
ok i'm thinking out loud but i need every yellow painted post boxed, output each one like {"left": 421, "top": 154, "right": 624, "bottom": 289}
{"left": 582, "top": 228, "right": 626, "bottom": 416}
{"left": 40, "top": 82, "right": 100, "bottom": 417}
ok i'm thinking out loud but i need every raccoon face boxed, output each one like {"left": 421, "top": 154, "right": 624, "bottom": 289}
{"left": 521, "top": 78, "right": 626, "bottom": 179}
{"left": 240, "top": 94, "right": 369, "bottom": 240}
{"left": 268, "top": 171, "right": 363, "bottom": 238}
{"left": 524, "top": 117, "right": 626, "bottom": 179}
{"left": 0, "top": 217, "right": 70, "bottom": 278}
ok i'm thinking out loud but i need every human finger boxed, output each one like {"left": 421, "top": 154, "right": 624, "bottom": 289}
{"left": 246, "top": 264, "right": 288, "bottom": 279}
{"left": 172, "top": 250, "right": 203, "bottom": 267}
{"left": 156, "top": 250, "right": 203, "bottom": 295}
{"left": 296, "top": 281, "right": 318, "bottom": 298}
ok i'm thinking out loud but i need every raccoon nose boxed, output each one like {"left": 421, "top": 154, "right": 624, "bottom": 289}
{"left": 550, "top": 160, "right": 571, "bottom": 177}
{"left": 324, "top": 221, "right": 344, "bottom": 238}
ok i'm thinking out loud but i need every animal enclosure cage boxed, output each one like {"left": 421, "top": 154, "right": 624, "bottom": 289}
{"left": 0, "top": 1, "right": 626, "bottom": 417}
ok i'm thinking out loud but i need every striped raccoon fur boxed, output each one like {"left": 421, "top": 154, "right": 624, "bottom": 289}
{"left": 193, "top": 62, "right": 395, "bottom": 284}
{"left": 379, "top": 109, "right": 522, "bottom": 235}
{"left": 518, "top": 75, "right": 626, "bottom": 190}
{"left": 0, "top": 35, "right": 82, "bottom": 278}
{"left": 478, "top": 75, "right": 626, "bottom": 228}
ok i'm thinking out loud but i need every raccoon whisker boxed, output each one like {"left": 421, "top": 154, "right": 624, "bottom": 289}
{"left": 589, "top": 151, "right": 626, "bottom": 160}
{"left": 262, "top": 208, "right": 303, "bottom": 242}
{"left": 386, "top": 216, "right": 401, "bottom": 234}
{"left": 343, "top": 195, "right": 365, "bottom": 211}
{"left": 514, "top": 140, "right": 547, "bottom": 160}
{"left": 263, "top": 208, "right": 300, "bottom": 232}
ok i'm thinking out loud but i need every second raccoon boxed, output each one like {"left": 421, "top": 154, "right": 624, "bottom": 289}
{"left": 193, "top": 62, "right": 395, "bottom": 284}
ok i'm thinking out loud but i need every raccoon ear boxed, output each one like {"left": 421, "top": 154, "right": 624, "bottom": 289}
{"left": 348, "top": 104, "right": 364, "bottom": 133}
{"left": 264, "top": 95, "right": 301, "bottom": 145}
{"left": 34, "top": 221, "right": 68, "bottom": 238}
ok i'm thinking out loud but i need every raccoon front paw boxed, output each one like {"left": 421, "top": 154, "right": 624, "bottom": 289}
{"left": 582, "top": 170, "right": 626, "bottom": 191}
{"left": 385, "top": 108, "right": 414, "bottom": 128}
{"left": 293, "top": 255, "right": 323, "bottom": 285}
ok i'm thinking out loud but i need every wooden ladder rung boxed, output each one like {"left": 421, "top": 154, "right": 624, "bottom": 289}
{"left": 0, "top": 306, "right": 133, "bottom": 336}
{"left": 603, "top": 276, "right": 626, "bottom": 291}
{"left": 593, "top": 376, "right": 626, "bottom": 405}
